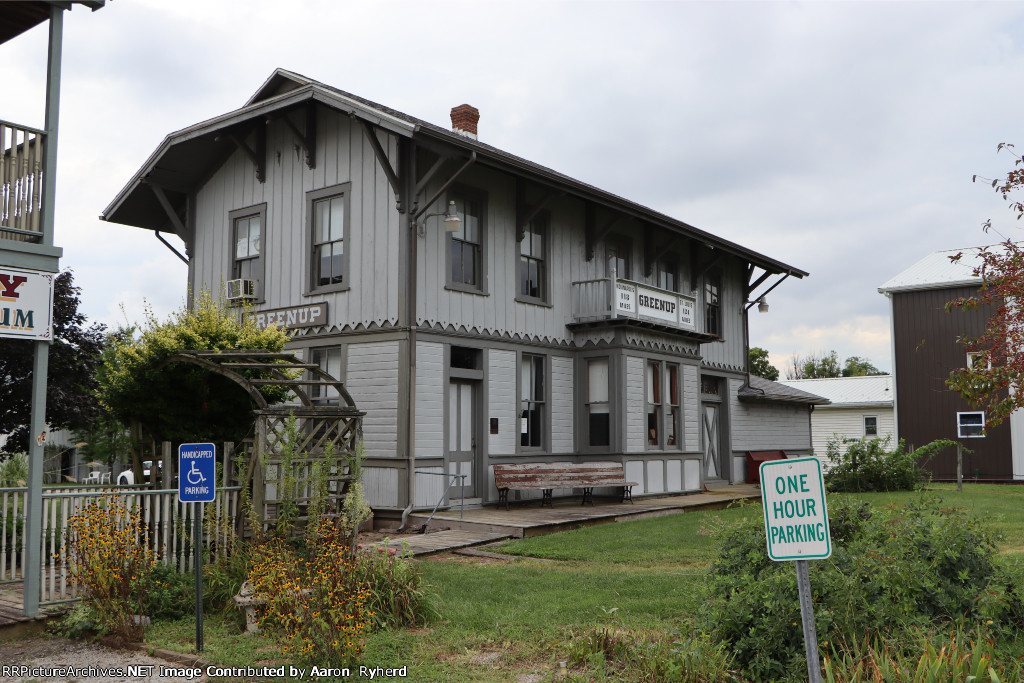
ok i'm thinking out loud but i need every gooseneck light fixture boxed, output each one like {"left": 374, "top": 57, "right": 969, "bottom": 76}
{"left": 417, "top": 200, "right": 462, "bottom": 237}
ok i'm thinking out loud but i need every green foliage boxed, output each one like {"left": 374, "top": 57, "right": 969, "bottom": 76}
{"left": 842, "top": 356, "right": 886, "bottom": 377}
{"left": 97, "top": 292, "right": 291, "bottom": 443}
{"left": 565, "top": 626, "right": 738, "bottom": 682}
{"left": 0, "top": 271, "right": 106, "bottom": 452}
{"left": 148, "top": 562, "right": 195, "bottom": 620}
{"left": 748, "top": 347, "right": 779, "bottom": 381}
{"left": 354, "top": 541, "right": 437, "bottom": 630}
{"left": 702, "top": 497, "right": 1001, "bottom": 680}
{"left": 822, "top": 628, "right": 1008, "bottom": 683}
{"left": 203, "top": 546, "right": 253, "bottom": 613}
{"left": 0, "top": 452, "right": 28, "bottom": 487}
{"left": 824, "top": 437, "right": 956, "bottom": 492}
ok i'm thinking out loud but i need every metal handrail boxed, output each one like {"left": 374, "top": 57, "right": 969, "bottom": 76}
{"left": 413, "top": 471, "right": 467, "bottom": 532}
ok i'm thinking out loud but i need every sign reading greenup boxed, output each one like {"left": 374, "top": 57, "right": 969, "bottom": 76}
{"left": 0, "top": 267, "right": 54, "bottom": 341}
{"left": 760, "top": 457, "right": 831, "bottom": 561}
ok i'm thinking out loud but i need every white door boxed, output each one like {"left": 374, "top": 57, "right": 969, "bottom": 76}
{"left": 447, "top": 380, "right": 477, "bottom": 497}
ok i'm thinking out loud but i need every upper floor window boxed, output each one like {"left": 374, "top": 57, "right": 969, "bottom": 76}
{"left": 230, "top": 204, "right": 265, "bottom": 299}
{"left": 607, "top": 237, "right": 631, "bottom": 280}
{"left": 704, "top": 273, "right": 721, "bottom": 336}
{"left": 308, "top": 184, "right": 350, "bottom": 293}
{"left": 309, "top": 346, "right": 342, "bottom": 406}
{"left": 449, "top": 191, "right": 484, "bottom": 291}
{"left": 520, "top": 354, "right": 545, "bottom": 449}
{"left": 657, "top": 259, "right": 678, "bottom": 292}
{"left": 519, "top": 216, "right": 547, "bottom": 302}
{"left": 586, "top": 357, "right": 611, "bottom": 448}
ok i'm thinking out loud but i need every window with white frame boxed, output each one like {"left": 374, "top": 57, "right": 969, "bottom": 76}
{"left": 864, "top": 415, "right": 878, "bottom": 437}
{"left": 586, "top": 358, "right": 611, "bottom": 448}
{"left": 309, "top": 346, "right": 342, "bottom": 406}
{"left": 957, "top": 411, "right": 985, "bottom": 438}
{"left": 520, "top": 354, "right": 545, "bottom": 448}
{"left": 966, "top": 352, "right": 991, "bottom": 370}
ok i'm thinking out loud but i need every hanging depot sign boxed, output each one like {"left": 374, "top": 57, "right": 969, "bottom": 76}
{"left": 0, "top": 267, "right": 54, "bottom": 341}
{"left": 760, "top": 457, "right": 832, "bottom": 561}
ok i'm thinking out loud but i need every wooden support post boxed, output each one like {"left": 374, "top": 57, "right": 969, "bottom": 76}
{"left": 957, "top": 443, "right": 963, "bottom": 492}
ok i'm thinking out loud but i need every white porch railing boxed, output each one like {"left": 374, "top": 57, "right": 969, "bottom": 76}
{"left": 571, "top": 277, "right": 698, "bottom": 332}
{"left": 0, "top": 120, "right": 46, "bottom": 242}
{"left": 0, "top": 485, "right": 240, "bottom": 605}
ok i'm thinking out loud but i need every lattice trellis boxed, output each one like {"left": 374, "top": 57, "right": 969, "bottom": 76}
{"left": 164, "top": 350, "right": 364, "bottom": 532}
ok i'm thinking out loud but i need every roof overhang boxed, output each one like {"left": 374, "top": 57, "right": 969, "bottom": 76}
{"left": 878, "top": 279, "right": 980, "bottom": 295}
{"left": 0, "top": 1, "right": 105, "bottom": 45}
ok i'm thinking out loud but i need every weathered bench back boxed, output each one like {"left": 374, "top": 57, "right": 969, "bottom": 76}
{"left": 493, "top": 461, "right": 637, "bottom": 508}
{"left": 493, "top": 461, "right": 630, "bottom": 489}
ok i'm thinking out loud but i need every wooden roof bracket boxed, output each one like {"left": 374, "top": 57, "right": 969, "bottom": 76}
{"left": 690, "top": 244, "right": 721, "bottom": 291}
{"left": 276, "top": 102, "right": 317, "bottom": 170}
{"left": 225, "top": 124, "right": 266, "bottom": 183}
{"left": 585, "top": 203, "right": 625, "bottom": 261}
{"left": 358, "top": 117, "right": 402, "bottom": 211}
{"left": 745, "top": 272, "right": 791, "bottom": 311}
{"left": 515, "top": 177, "right": 563, "bottom": 242}
{"left": 745, "top": 266, "right": 773, "bottom": 300}
{"left": 146, "top": 182, "right": 189, "bottom": 245}
{"left": 412, "top": 151, "right": 477, "bottom": 225}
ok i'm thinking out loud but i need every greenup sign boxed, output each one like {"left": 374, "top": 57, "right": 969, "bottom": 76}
{"left": 760, "top": 457, "right": 831, "bottom": 561}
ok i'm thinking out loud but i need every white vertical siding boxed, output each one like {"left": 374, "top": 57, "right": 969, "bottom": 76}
{"left": 683, "top": 364, "right": 699, "bottom": 452}
{"left": 625, "top": 356, "right": 645, "bottom": 452}
{"left": 550, "top": 355, "right": 574, "bottom": 453}
{"left": 363, "top": 467, "right": 399, "bottom": 507}
{"left": 666, "top": 460, "right": 682, "bottom": 491}
{"left": 415, "top": 342, "right": 445, "bottom": 458}
{"left": 414, "top": 466, "right": 445, "bottom": 507}
{"left": 647, "top": 460, "right": 665, "bottom": 493}
{"left": 684, "top": 459, "right": 701, "bottom": 490}
{"left": 488, "top": 349, "right": 517, "bottom": 455}
{"left": 346, "top": 342, "right": 400, "bottom": 459}
{"left": 625, "top": 460, "right": 645, "bottom": 495}
{"left": 192, "top": 109, "right": 399, "bottom": 330}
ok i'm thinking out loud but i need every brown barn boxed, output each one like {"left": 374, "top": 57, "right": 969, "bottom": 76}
{"left": 878, "top": 247, "right": 1022, "bottom": 481}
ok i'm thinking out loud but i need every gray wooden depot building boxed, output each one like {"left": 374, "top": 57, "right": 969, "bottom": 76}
{"left": 102, "top": 69, "right": 823, "bottom": 515}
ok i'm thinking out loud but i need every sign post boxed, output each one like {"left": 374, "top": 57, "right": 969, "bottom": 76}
{"left": 178, "top": 443, "right": 216, "bottom": 653}
{"left": 760, "top": 457, "right": 831, "bottom": 683}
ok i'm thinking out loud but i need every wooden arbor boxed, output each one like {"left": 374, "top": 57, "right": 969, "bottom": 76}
{"left": 163, "top": 350, "right": 364, "bottom": 530}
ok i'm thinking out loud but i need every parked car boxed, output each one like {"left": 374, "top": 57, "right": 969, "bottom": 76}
{"left": 117, "top": 460, "right": 159, "bottom": 485}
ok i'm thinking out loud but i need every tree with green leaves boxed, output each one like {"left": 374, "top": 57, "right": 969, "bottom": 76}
{"left": 97, "top": 292, "right": 291, "bottom": 445}
{"left": 842, "top": 356, "right": 886, "bottom": 377}
{"left": 748, "top": 347, "right": 779, "bottom": 381}
{"left": 947, "top": 143, "right": 1024, "bottom": 426}
{"left": 785, "top": 350, "right": 887, "bottom": 379}
{"left": 0, "top": 271, "right": 105, "bottom": 453}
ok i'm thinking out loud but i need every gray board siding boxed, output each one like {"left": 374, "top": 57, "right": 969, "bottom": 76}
{"left": 727, "top": 378, "right": 811, "bottom": 452}
{"left": 415, "top": 341, "right": 445, "bottom": 458}
{"left": 699, "top": 256, "right": 746, "bottom": 372}
{"left": 550, "top": 355, "right": 574, "bottom": 453}
{"left": 192, "top": 107, "right": 400, "bottom": 329}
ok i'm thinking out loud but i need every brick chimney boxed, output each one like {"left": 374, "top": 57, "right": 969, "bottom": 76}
{"left": 450, "top": 104, "right": 480, "bottom": 139}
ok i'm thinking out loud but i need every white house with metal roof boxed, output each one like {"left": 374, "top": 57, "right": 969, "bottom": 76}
{"left": 778, "top": 376, "right": 894, "bottom": 462}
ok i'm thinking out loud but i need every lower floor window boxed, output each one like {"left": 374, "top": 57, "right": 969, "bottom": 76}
{"left": 864, "top": 415, "right": 878, "bottom": 437}
{"left": 520, "top": 354, "right": 545, "bottom": 448}
{"left": 647, "top": 360, "right": 681, "bottom": 450}
{"left": 586, "top": 358, "right": 611, "bottom": 447}
{"left": 309, "top": 346, "right": 342, "bottom": 405}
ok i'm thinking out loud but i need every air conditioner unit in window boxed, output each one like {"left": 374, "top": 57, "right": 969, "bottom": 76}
{"left": 226, "top": 279, "right": 256, "bottom": 301}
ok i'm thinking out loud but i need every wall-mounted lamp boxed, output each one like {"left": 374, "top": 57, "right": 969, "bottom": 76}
{"left": 417, "top": 200, "right": 462, "bottom": 237}
{"left": 757, "top": 296, "right": 769, "bottom": 313}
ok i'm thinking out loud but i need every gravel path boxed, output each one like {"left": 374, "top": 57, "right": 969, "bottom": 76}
{"left": 0, "top": 636, "right": 206, "bottom": 682}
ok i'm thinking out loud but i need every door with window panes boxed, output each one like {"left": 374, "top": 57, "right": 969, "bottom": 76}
{"left": 447, "top": 380, "right": 478, "bottom": 498}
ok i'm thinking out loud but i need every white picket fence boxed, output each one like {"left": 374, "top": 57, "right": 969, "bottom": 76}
{"left": 0, "top": 484, "right": 241, "bottom": 605}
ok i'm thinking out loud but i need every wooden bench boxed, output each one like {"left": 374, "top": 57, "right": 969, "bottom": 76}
{"left": 493, "top": 462, "right": 638, "bottom": 510}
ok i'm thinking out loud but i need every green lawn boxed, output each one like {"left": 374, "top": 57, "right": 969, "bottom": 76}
{"left": 137, "top": 484, "right": 1024, "bottom": 682}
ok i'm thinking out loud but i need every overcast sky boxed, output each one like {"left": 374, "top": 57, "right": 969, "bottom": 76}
{"left": 4, "top": 0, "right": 1024, "bottom": 376}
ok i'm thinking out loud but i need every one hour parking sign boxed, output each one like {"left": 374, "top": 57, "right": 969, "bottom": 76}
{"left": 760, "top": 457, "right": 831, "bottom": 561}
{"left": 178, "top": 443, "right": 216, "bottom": 503}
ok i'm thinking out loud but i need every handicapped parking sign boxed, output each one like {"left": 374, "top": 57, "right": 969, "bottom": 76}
{"left": 178, "top": 443, "right": 216, "bottom": 503}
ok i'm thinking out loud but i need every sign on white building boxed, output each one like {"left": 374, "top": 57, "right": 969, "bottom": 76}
{"left": 0, "top": 267, "right": 54, "bottom": 341}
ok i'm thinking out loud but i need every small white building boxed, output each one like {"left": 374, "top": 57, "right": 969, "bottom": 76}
{"left": 778, "top": 376, "right": 895, "bottom": 462}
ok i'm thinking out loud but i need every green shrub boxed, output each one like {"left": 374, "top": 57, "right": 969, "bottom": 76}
{"left": 702, "top": 496, "right": 1001, "bottom": 680}
{"left": 148, "top": 562, "right": 195, "bottom": 620}
{"left": 824, "top": 437, "right": 955, "bottom": 492}
{"left": 353, "top": 541, "right": 436, "bottom": 630}
{"left": 565, "top": 626, "right": 737, "bottom": 682}
{"left": 203, "top": 546, "right": 253, "bottom": 613}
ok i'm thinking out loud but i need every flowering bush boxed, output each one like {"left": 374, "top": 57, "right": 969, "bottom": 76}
{"left": 66, "top": 495, "right": 156, "bottom": 640}
{"left": 248, "top": 515, "right": 372, "bottom": 666}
